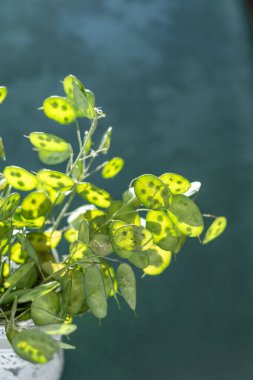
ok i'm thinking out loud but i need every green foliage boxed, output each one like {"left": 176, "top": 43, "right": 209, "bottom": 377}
{"left": 0, "top": 75, "right": 226, "bottom": 364}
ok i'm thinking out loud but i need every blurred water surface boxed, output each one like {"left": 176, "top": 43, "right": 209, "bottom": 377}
{"left": 0, "top": 1, "right": 253, "bottom": 379}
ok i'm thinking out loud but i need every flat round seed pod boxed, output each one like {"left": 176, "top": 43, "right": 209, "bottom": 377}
{"left": 69, "top": 240, "right": 94, "bottom": 261}
{"left": 109, "top": 220, "right": 133, "bottom": 258}
{"left": 0, "top": 86, "right": 7, "bottom": 104}
{"left": 146, "top": 210, "right": 179, "bottom": 251}
{"left": 0, "top": 137, "right": 6, "bottom": 160}
{"left": 13, "top": 329, "right": 59, "bottom": 364}
{"left": 113, "top": 225, "right": 153, "bottom": 251}
{"left": 167, "top": 194, "right": 204, "bottom": 237}
{"left": 90, "top": 234, "right": 113, "bottom": 256}
{"left": 31, "top": 292, "right": 61, "bottom": 325}
{"left": 128, "top": 251, "right": 149, "bottom": 269}
{"left": 27, "top": 231, "right": 61, "bottom": 252}
{"left": 62, "top": 269, "right": 86, "bottom": 315}
{"left": 37, "top": 184, "right": 65, "bottom": 205}
{"left": 38, "top": 170, "right": 75, "bottom": 191}
{"left": 160, "top": 173, "right": 191, "bottom": 194}
{"left": 116, "top": 263, "right": 136, "bottom": 311}
{"left": 101, "top": 263, "right": 118, "bottom": 297}
{"left": 102, "top": 157, "right": 124, "bottom": 179}
{"left": 84, "top": 265, "right": 107, "bottom": 319}
{"left": 63, "top": 74, "right": 85, "bottom": 98}
{"left": 144, "top": 244, "right": 172, "bottom": 276}
{"left": 77, "top": 182, "right": 111, "bottom": 208}
{"left": 64, "top": 228, "right": 78, "bottom": 243}
{"left": 21, "top": 191, "right": 51, "bottom": 220}
{"left": 0, "top": 193, "right": 20, "bottom": 222}
{"left": 11, "top": 242, "right": 28, "bottom": 264}
{"left": 109, "top": 220, "right": 127, "bottom": 236}
{"left": 38, "top": 149, "right": 71, "bottom": 165}
{"left": 43, "top": 96, "right": 76, "bottom": 125}
{"left": 174, "top": 235, "right": 187, "bottom": 254}
{"left": 107, "top": 200, "right": 140, "bottom": 225}
{"left": 12, "top": 208, "right": 45, "bottom": 229}
{"left": 202, "top": 216, "right": 227, "bottom": 244}
{"left": 4, "top": 166, "right": 38, "bottom": 191}
{"left": 134, "top": 174, "right": 172, "bottom": 210}
{"left": 29, "top": 132, "right": 70, "bottom": 152}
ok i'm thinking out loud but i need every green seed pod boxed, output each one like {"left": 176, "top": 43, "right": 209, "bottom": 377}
{"left": 21, "top": 191, "right": 51, "bottom": 220}
{"left": 144, "top": 244, "right": 172, "bottom": 276}
{"left": 43, "top": 96, "right": 76, "bottom": 125}
{"left": 37, "top": 169, "right": 74, "bottom": 191}
{"left": 4, "top": 166, "right": 38, "bottom": 191}
{"left": 77, "top": 182, "right": 111, "bottom": 208}
{"left": 102, "top": 157, "right": 124, "bottom": 179}
{"left": 202, "top": 216, "right": 227, "bottom": 244}
{"left": 38, "top": 149, "right": 71, "bottom": 165}
{"left": 113, "top": 225, "right": 153, "bottom": 252}
{"left": 62, "top": 269, "right": 86, "bottom": 316}
{"left": 116, "top": 263, "right": 136, "bottom": 311}
{"left": 0, "top": 86, "right": 7, "bottom": 104}
{"left": 0, "top": 137, "right": 6, "bottom": 160}
{"left": 84, "top": 265, "right": 107, "bottom": 319}
{"left": 159, "top": 173, "right": 191, "bottom": 194}
{"left": 29, "top": 132, "right": 70, "bottom": 152}
{"left": 31, "top": 292, "right": 61, "bottom": 325}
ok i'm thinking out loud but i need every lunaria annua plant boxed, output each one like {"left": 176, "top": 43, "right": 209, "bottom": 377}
{"left": 0, "top": 76, "right": 227, "bottom": 364}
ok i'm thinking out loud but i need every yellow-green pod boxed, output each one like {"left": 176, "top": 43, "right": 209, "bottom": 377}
{"left": 77, "top": 182, "right": 111, "bottom": 208}
{"left": 0, "top": 86, "right": 7, "bottom": 104}
{"left": 69, "top": 240, "right": 94, "bottom": 261}
{"left": 101, "top": 263, "right": 118, "bottom": 297}
{"left": 62, "top": 269, "right": 86, "bottom": 315}
{"left": 134, "top": 174, "right": 172, "bottom": 210}
{"left": 144, "top": 244, "right": 172, "bottom": 276}
{"left": 167, "top": 194, "right": 204, "bottom": 237}
{"left": 64, "top": 228, "right": 78, "bottom": 243}
{"left": 29, "top": 132, "right": 70, "bottom": 152}
{"left": 84, "top": 265, "right": 107, "bottom": 319}
{"left": 0, "top": 137, "right": 6, "bottom": 160}
{"left": 11, "top": 242, "right": 28, "bottom": 264}
{"left": 43, "top": 96, "right": 76, "bottom": 125}
{"left": 37, "top": 183, "right": 65, "bottom": 205}
{"left": 160, "top": 173, "right": 191, "bottom": 194}
{"left": 128, "top": 251, "right": 149, "bottom": 269}
{"left": 63, "top": 74, "right": 85, "bottom": 98}
{"left": 31, "top": 292, "right": 61, "bottom": 325}
{"left": 146, "top": 210, "right": 179, "bottom": 251}
{"left": 4, "top": 166, "right": 38, "bottom": 191}
{"left": 38, "top": 149, "right": 71, "bottom": 165}
{"left": 202, "top": 216, "right": 227, "bottom": 244}
{"left": 38, "top": 170, "right": 75, "bottom": 191}
{"left": 90, "top": 234, "right": 113, "bottom": 256}
{"left": 12, "top": 208, "right": 45, "bottom": 229}
{"left": 21, "top": 191, "right": 51, "bottom": 220}
{"left": 113, "top": 225, "right": 153, "bottom": 251}
{"left": 107, "top": 200, "right": 140, "bottom": 225}
{"left": 12, "top": 329, "right": 60, "bottom": 364}
{"left": 102, "top": 157, "right": 124, "bottom": 179}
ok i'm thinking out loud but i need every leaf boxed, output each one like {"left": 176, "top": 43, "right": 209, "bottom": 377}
{"left": 38, "top": 169, "right": 75, "bottom": 191}
{"left": 113, "top": 225, "right": 153, "bottom": 252}
{"left": 0, "top": 86, "right": 8, "bottom": 104}
{"left": 21, "top": 191, "right": 51, "bottom": 220}
{"left": 116, "top": 263, "right": 136, "bottom": 311}
{"left": 84, "top": 265, "right": 107, "bottom": 319}
{"left": 29, "top": 132, "right": 70, "bottom": 152}
{"left": 18, "top": 281, "right": 59, "bottom": 303}
{"left": 134, "top": 174, "right": 172, "bottom": 210}
{"left": 12, "top": 329, "right": 60, "bottom": 363}
{"left": 102, "top": 157, "right": 124, "bottom": 179}
{"left": 4, "top": 166, "right": 38, "bottom": 191}
{"left": 144, "top": 244, "right": 172, "bottom": 276}
{"left": 0, "top": 193, "right": 20, "bottom": 222}
{"left": 168, "top": 194, "right": 204, "bottom": 237}
{"left": 78, "top": 220, "right": 89, "bottom": 244}
{"left": 160, "top": 173, "right": 191, "bottom": 194}
{"left": 146, "top": 210, "right": 179, "bottom": 251}
{"left": 38, "top": 149, "right": 71, "bottom": 165}
{"left": 77, "top": 182, "right": 111, "bottom": 208}
{"left": 41, "top": 323, "right": 77, "bottom": 335}
{"left": 0, "top": 137, "right": 6, "bottom": 160}
{"left": 202, "top": 216, "right": 227, "bottom": 244}
{"left": 43, "top": 96, "right": 76, "bottom": 125}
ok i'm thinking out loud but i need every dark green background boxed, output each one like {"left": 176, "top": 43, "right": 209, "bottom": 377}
{"left": 0, "top": 1, "right": 252, "bottom": 379}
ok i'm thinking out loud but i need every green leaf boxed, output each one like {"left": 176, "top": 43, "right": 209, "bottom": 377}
{"left": 12, "top": 329, "right": 60, "bottom": 363}
{"left": 43, "top": 96, "right": 76, "bottom": 125}
{"left": 102, "top": 157, "right": 124, "bottom": 179}
{"left": 18, "top": 281, "right": 59, "bottom": 303}
{"left": 168, "top": 194, "right": 204, "bottom": 237}
{"left": 84, "top": 266, "right": 107, "bottom": 319}
{"left": 4, "top": 166, "right": 38, "bottom": 191}
{"left": 160, "top": 173, "right": 191, "bottom": 194}
{"left": 134, "top": 174, "right": 172, "bottom": 210}
{"left": 116, "top": 263, "right": 136, "bottom": 311}
{"left": 0, "top": 86, "right": 8, "bottom": 104}
{"left": 113, "top": 225, "right": 153, "bottom": 252}
{"left": 202, "top": 216, "right": 227, "bottom": 244}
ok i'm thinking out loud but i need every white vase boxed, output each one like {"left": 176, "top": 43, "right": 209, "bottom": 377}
{"left": 0, "top": 323, "right": 64, "bottom": 380}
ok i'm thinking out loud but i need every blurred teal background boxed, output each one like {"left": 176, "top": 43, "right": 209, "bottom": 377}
{"left": 0, "top": 1, "right": 253, "bottom": 379}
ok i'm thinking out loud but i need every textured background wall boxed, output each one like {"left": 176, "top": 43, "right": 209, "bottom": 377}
{"left": 0, "top": 1, "right": 253, "bottom": 379}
